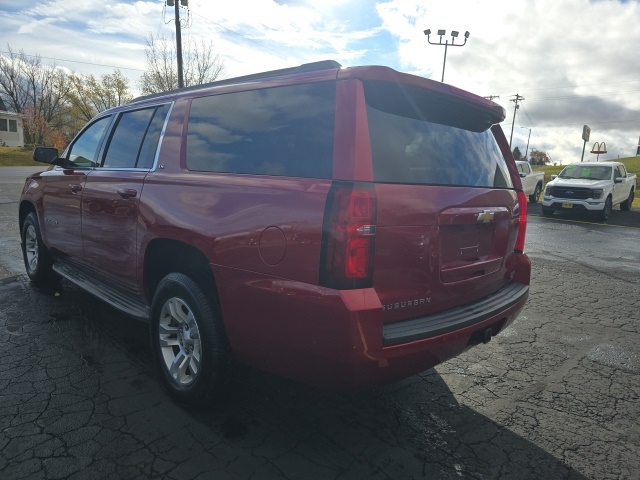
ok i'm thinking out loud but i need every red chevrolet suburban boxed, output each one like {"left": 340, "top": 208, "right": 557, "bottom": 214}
{"left": 20, "top": 60, "right": 530, "bottom": 407}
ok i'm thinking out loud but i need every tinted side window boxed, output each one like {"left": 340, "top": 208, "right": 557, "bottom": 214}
{"left": 363, "top": 81, "right": 513, "bottom": 188}
{"left": 186, "top": 82, "right": 335, "bottom": 178}
{"left": 138, "top": 104, "right": 171, "bottom": 169}
{"left": 103, "top": 105, "right": 169, "bottom": 169}
{"left": 67, "top": 116, "right": 112, "bottom": 167}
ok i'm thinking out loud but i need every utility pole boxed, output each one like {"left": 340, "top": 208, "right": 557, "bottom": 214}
{"left": 167, "top": 0, "right": 186, "bottom": 88}
{"left": 523, "top": 127, "right": 531, "bottom": 160}
{"left": 509, "top": 94, "right": 524, "bottom": 148}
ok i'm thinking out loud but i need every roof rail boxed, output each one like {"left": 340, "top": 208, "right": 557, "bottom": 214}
{"left": 129, "top": 59, "right": 342, "bottom": 104}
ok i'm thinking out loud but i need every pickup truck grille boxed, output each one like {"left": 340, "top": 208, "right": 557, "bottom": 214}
{"left": 549, "top": 186, "right": 592, "bottom": 200}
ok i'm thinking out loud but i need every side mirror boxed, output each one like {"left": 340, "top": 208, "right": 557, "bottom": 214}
{"left": 33, "top": 147, "right": 59, "bottom": 164}
{"left": 519, "top": 173, "right": 526, "bottom": 178}
{"left": 614, "top": 177, "right": 624, "bottom": 184}
{"left": 33, "top": 147, "right": 70, "bottom": 168}
{"left": 551, "top": 175, "right": 558, "bottom": 180}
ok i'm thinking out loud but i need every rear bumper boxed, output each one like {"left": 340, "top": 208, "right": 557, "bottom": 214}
{"left": 218, "top": 253, "right": 531, "bottom": 390}
{"left": 383, "top": 282, "right": 528, "bottom": 346}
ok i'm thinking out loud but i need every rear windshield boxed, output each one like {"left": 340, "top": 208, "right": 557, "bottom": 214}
{"left": 363, "top": 80, "right": 513, "bottom": 188}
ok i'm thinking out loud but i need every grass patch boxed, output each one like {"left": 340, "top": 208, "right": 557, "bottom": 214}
{"left": 533, "top": 157, "right": 640, "bottom": 208}
{"left": 0, "top": 146, "right": 34, "bottom": 166}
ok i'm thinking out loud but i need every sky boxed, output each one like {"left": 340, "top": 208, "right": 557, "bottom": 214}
{"left": 1, "top": 0, "right": 639, "bottom": 164}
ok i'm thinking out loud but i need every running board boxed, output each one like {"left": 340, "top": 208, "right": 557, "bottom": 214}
{"left": 53, "top": 260, "right": 150, "bottom": 321}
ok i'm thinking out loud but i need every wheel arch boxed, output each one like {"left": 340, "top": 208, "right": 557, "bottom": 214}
{"left": 143, "top": 238, "right": 220, "bottom": 308}
{"left": 18, "top": 200, "right": 38, "bottom": 231}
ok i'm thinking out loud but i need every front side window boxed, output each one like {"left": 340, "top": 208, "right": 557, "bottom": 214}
{"left": 186, "top": 82, "right": 335, "bottom": 178}
{"left": 102, "top": 104, "right": 170, "bottom": 169}
{"left": 67, "top": 116, "right": 112, "bottom": 167}
{"left": 363, "top": 80, "right": 512, "bottom": 188}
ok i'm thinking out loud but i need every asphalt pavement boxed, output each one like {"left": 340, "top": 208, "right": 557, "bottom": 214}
{"left": 0, "top": 168, "right": 638, "bottom": 479}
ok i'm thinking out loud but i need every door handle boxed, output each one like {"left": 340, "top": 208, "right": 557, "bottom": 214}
{"left": 117, "top": 188, "right": 138, "bottom": 199}
{"left": 69, "top": 184, "right": 83, "bottom": 193}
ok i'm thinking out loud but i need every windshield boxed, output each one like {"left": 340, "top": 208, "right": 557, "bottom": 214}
{"left": 559, "top": 165, "right": 611, "bottom": 180}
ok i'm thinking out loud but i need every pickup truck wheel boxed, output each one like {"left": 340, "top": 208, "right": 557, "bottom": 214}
{"left": 150, "top": 273, "right": 230, "bottom": 408}
{"left": 600, "top": 197, "right": 613, "bottom": 221}
{"left": 529, "top": 183, "right": 542, "bottom": 204}
{"left": 21, "top": 212, "right": 55, "bottom": 285}
{"left": 542, "top": 206, "right": 554, "bottom": 217}
{"left": 620, "top": 188, "right": 634, "bottom": 211}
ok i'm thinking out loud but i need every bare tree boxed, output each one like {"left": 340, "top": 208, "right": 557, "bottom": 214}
{"left": 0, "top": 45, "right": 71, "bottom": 144}
{"left": 139, "top": 32, "right": 225, "bottom": 95}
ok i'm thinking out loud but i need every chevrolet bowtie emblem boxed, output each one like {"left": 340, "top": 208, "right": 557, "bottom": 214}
{"left": 477, "top": 210, "right": 495, "bottom": 223}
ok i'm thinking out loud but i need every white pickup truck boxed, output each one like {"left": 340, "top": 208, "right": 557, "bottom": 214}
{"left": 542, "top": 161, "right": 636, "bottom": 221}
{"left": 516, "top": 161, "right": 545, "bottom": 203}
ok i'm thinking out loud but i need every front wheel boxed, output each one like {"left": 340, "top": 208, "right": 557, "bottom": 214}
{"left": 600, "top": 196, "right": 613, "bottom": 221}
{"left": 529, "top": 183, "right": 542, "bottom": 204}
{"left": 150, "top": 273, "right": 231, "bottom": 408}
{"left": 21, "top": 212, "right": 55, "bottom": 285}
{"left": 620, "top": 188, "right": 634, "bottom": 211}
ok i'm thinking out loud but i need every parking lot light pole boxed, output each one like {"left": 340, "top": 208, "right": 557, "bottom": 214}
{"left": 423, "top": 29, "right": 470, "bottom": 82}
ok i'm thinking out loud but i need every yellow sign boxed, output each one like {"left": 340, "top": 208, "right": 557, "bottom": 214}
{"left": 590, "top": 142, "right": 607, "bottom": 154}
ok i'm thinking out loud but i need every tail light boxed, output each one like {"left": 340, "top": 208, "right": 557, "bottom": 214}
{"left": 320, "top": 182, "right": 377, "bottom": 289}
{"left": 514, "top": 190, "right": 528, "bottom": 253}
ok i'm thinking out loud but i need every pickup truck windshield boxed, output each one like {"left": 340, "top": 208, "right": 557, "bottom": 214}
{"left": 363, "top": 80, "right": 512, "bottom": 188}
{"left": 559, "top": 165, "right": 611, "bottom": 180}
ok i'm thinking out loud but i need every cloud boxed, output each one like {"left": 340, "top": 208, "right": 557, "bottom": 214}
{"left": 1, "top": 0, "right": 638, "bottom": 162}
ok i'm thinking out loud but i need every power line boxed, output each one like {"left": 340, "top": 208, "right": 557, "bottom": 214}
{"left": 0, "top": 51, "right": 144, "bottom": 72}
{"left": 190, "top": 11, "right": 287, "bottom": 59}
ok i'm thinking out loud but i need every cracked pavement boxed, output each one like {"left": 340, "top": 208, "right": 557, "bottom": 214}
{"left": 1, "top": 169, "right": 639, "bottom": 479}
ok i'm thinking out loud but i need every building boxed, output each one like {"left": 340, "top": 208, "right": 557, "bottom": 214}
{"left": 0, "top": 98, "right": 24, "bottom": 147}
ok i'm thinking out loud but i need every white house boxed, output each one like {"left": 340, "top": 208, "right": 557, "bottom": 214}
{"left": 0, "top": 98, "right": 24, "bottom": 147}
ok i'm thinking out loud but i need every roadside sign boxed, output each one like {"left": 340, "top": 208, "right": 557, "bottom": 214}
{"left": 582, "top": 125, "right": 590, "bottom": 142}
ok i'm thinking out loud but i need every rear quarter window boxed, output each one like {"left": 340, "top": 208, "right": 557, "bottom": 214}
{"left": 363, "top": 80, "right": 512, "bottom": 188}
{"left": 186, "top": 82, "right": 335, "bottom": 178}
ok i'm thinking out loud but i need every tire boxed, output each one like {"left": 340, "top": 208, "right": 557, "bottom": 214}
{"left": 529, "top": 183, "right": 542, "bottom": 204}
{"left": 600, "top": 196, "right": 613, "bottom": 221}
{"left": 150, "top": 272, "right": 231, "bottom": 408}
{"left": 542, "top": 206, "right": 554, "bottom": 217}
{"left": 21, "top": 212, "right": 55, "bottom": 285}
{"left": 620, "top": 188, "right": 634, "bottom": 211}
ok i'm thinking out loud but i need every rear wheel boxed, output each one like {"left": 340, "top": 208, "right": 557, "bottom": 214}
{"left": 21, "top": 212, "right": 55, "bottom": 285}
{"left": 620, "top": 188, "right": 634, "bottom": 211}
{"left": 150, "top": 272, "right": 231, "bottom": 408}
{"left": 600, "top": 196, "right": 613, "bottom": 221}
{"left": 529, "top": 183, "right": 542, "bottom": 204}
